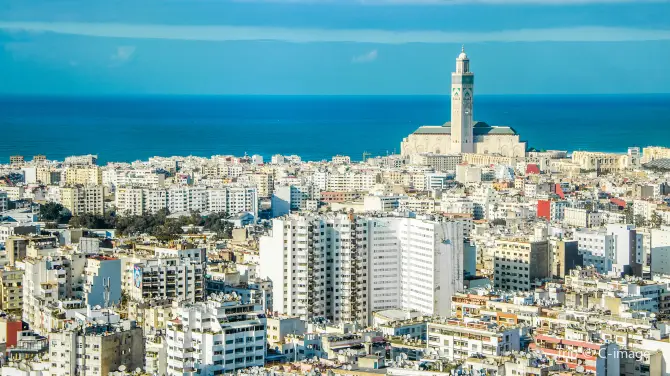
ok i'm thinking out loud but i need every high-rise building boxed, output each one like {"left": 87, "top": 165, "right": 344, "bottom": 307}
{"left": 165, "top": 295, "right": 267, "bottom": 375}
{"left": 260, "top": 213, "right": 464, "bottom": 324}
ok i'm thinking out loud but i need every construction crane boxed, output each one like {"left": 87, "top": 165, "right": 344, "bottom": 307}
{"left": 362, "top": 151, "right": 371, "bottom": 162}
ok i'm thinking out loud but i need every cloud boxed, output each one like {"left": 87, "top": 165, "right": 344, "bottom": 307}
{"left": 352, "top": 49, "right": 378, "bottom": 63}
{"left": 111, "top": 46, "right": 136, "bottom": 62}
{"left": 1, "top": 22, "right": 670, "bottom": 44}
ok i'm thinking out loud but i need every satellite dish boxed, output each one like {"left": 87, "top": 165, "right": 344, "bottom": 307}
{"left": 118, "top": 365, "right": 127, "bottom": 372}
{"left": 576, "top": 365, "right": 585, "bottom": 373}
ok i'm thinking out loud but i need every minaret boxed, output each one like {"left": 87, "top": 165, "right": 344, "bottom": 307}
{"left": 450, "top": 46, "right": 474, "bottom": 154}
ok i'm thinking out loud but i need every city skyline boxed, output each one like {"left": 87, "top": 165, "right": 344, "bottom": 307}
{"left": 1, "top": 0, "right": 670, "bottom": 95}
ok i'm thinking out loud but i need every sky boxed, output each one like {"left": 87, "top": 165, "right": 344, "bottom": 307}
{"left": 1, "top": 0, "right": 670, "bottom": 95}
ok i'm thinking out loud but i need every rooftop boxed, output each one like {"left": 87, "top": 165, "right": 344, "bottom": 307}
{"left": 411, "top": 121, "right": 518, "bottom": 136}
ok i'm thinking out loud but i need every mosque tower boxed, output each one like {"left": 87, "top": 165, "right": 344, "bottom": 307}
{"left": 450, "top": 46, "right": 474, "bottom": 154}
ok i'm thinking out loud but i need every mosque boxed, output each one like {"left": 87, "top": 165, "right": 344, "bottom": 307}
{"left": 400, "top": 48, "right": 526, "bottom": 158}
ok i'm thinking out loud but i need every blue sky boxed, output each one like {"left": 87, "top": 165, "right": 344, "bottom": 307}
{"left": 1, "top": 0, "right": 669, "bottom": 95}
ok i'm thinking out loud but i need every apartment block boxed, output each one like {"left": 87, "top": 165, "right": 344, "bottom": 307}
{"left": 494, "top": 239, "right": 550, "bottom": 291}
{"left": 165, "top": 295, "right": 266, "bottom": 375}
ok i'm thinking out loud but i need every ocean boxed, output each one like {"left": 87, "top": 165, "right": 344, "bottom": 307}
{"left": 1, "top": 95, "right": 669, "bottom": 164}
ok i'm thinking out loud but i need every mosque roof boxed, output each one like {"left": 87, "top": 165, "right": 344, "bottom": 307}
{"left": 411, "top": 121, "right": 518, "bottom": 136}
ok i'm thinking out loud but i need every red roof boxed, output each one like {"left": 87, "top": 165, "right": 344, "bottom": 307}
{"left": 526, "top": 164, "right": 540, "bottom": 175}
{"left": 610, "top": 197, "right": 627, "bottom": 208}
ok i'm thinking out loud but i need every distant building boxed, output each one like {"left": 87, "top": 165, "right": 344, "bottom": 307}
{"left": 401, "top": 48, "right": 526, "bottom": 157}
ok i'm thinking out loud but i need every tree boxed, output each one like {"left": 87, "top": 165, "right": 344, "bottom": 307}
{"left": 39, "top": 202, "right": 72, "bottom": 223}
{"left": 651, "top": 212, "right": 663, "bottom": 228}
{"left": 634, "top": 214, "right": 647, "bottom": 227}
{"left": 623, "top": 205, "right": 634, "bottom": 225}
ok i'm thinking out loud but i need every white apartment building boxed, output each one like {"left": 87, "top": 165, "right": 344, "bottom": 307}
{"left": 607, "top": 223, "right": 643, "bottom": 277}
{"left": 326, "top": 172, "right": 378, "bottom": 192}
{"left": 122, "top": 247, "right": 205, "bottom": 304}
{"left": 396, "top": 217, "right": 464, "bottom": 316}
{"left": 332, "top": 155, "right": 351, "bottom": 164}
{"left": 440, "top": 197, "right": 474, "bottom": 216}
{"left": 409, "top": 153, "right": 461, "bottom": 172}
{"left": 363, "top": 195, "right": 401, "bottom": 212}
{"left": 271, "top": 185, "right": 312, "bottom": 217}
{"left": 493, "top": 239, "right": 550, "bottom": 292}
{"left": 23, "top": 252, "right": 87, "bottom": 334}
{"left": 259, "top": 214, "right": 464, "bottom": 325}
{"left": 427, "top": 319, "right": 520, "bottom": 361}
{"left": 564, "top": 207, "right": 604, "bottom": 228}
{"left": 574, "top": 228, "right": 615, "bottom": 274}
{"left": 103, "top": 168, "right": 166, "bottom": 189}
{"left": 398, "top": 196, "right": 437, "bottom": 213}
{"left": 49, "top": 320, "right": 144, "bottom": 376}
{"left": 165, "top": 295, "right": 266, "bottom": 375}
{"left": 115, "top": 186, "right": 258, "bottom": 217}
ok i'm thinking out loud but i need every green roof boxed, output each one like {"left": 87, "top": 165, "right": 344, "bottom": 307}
{"left": 411, "top": 121, "right": 517, "bottom": 136}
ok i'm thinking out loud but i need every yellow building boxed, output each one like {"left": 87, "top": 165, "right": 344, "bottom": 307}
{"left": 571, "top": 151, "right": 631, "bottom": 173}
{"left": 61, "top": 185, "right": 104, "bottom": 215}
{"left": 0, "top": 267, "right": 23, "bottom": 314}
{"left": 642, "top": 146, "right": 670, "bottom": 164}
{"left": 62, "top": 166, "right": 103, "bottom": 186}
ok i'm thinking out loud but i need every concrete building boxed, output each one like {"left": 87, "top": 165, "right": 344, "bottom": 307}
{"left": 0, "top": 190, "right": 7, "bottom": 212}
{"left": 427, "top": 318, "right": 520, "bottom": 361}
{"left": 494, "top": 239, "right": 550, "bottom": 291}
{"left": 165, "top": 295, "right": 266, "bottom": 375}
{"left": 575, "top": 228, "right": 616, "bottom": 274}
{"left": 83, "top": 255, "right": 121, "bottom": 308}
{"left": 260, "top": 214, "right": 464, "bottom": 325}
{"left": 409, "top": 153, "right": 462, "bottom": 172}
{"left": 60, "top": 185, "right": 104, "bottom": 216}
{"left": 115, "top": 185, "right": 258, "bottom": 217}
{"left": 0, "top": 267, "right": 23, "bottom": 314}
{"left": 530, "top": 334, "right": 620, "bottom": 376}
{"left": 122, "top": 247, "right": 205, "bottom": 305}
{"left": 607, "top": 223, "right": 643, "bottom": 277}
{"left": 49, "top": 320, "right": 144, "bottom": 376}
{"left": 271, "top": 185, "right": 311, "bottom": 217}
{"left": 650, "top": 227, "right": 670, "bottom": 276}
{"left": 549, "top": 239, "right": 582, "bottom": 278}
{"left": 401, "top": 48, "right": 526, "bottom": 157}
{"left": 61, "top": 166, "right": 102, "bottom": 186}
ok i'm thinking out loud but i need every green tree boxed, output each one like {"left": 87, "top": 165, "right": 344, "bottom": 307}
{"left": 39, "top": 202, "right": 72, "bottom": 223}
{"left": 634, "top": 214, "right": 647, "bottom": 227}
{"left": 651, "top": 212, "right": 663, "bottom": 228}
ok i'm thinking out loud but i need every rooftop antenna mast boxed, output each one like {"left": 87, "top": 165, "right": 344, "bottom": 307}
{"left": 103, "top": 277, "right": 111, "bottom": 330}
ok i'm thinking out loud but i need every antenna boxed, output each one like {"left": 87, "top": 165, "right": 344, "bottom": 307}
{"left": 103, "top": 277, "right": 111, "bottom": 330}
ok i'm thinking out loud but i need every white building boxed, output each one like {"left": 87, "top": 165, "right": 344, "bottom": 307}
{"left": 427, "top": 319, "right": 520, "bottom": 361}
{"left": 574, "top": 228, "right": 616, "bottom": 274}
{"left": 271, "top": 185, "right": 312, "bottom": 217}
{"left": 49, "top": 320, "right": 144, "bottom": 376}
{"left": 165, "top": 295, "right": 266, "bottom": 375}
{"left": 607, "top": 223, "right": 643, "bottom": 277}
{"left": 401, "top": 48, "right": 526, "bottom": 157}
{"left": 409, "top": 153, "right": 461, "bottom": 172}
{"left": 115, "top": 185, "right": 257, "bottom": 217}
{"left": 122, "top": 247, "right": 205, "bottom": 304}
{"left": 259, "top": 214, "right": 464, "bottom": 325}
